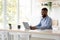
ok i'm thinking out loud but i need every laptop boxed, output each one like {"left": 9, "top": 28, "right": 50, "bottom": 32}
{"left": 23, "top": 22, "right": 30, "bottom": 29}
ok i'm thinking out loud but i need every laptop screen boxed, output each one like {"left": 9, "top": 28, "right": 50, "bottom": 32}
{"left": 23, "top": 22, "right": 30, "bottom": 29}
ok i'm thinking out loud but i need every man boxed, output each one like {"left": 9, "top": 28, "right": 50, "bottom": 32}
{"left": 30, "top": 8, "right": 52, "bottom": 30}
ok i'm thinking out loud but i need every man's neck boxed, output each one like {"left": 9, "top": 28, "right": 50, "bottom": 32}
{"left": 43, "top": 15, "right": 47, "bottom": 18}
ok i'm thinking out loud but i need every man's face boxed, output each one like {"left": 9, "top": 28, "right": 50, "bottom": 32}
{"left": 41, "top": 10, "right": 47, "bottom": 18}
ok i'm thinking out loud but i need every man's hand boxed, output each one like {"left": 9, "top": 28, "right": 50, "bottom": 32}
{"left": 30, "top": 26, "right": 37, "bottom": 30}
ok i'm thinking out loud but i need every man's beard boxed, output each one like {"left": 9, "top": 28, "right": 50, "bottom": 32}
{"left": 42, "top": 15, "right": 47, "bottom": 18}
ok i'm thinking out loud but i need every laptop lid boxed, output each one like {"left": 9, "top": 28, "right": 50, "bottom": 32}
{"left": 23, "top": 22, "right": 30, "bottom": 29}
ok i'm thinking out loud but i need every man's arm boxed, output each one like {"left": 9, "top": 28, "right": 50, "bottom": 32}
{"left": 30, "top": 20, "right": 41, "bottom": 30}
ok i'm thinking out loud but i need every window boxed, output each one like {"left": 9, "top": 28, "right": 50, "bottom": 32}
{"left": 0, "top": 0, "right": 18, "bottom": 29}
{"left": 6, "top": 0, "right": 18, "bottom": 27}
{"left": 0, "top": 0, "right": 4, "bottom": 29}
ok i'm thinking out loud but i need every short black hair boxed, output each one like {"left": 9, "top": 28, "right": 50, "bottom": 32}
{"left": 42, "top": 8, "right": 48, "bottom": 11}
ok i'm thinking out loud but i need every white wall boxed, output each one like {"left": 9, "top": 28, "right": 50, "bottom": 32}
{"left": 19, "top": 0, "right": 32, "bottom": 30}
{"left": 51, "top": 7, "right": 60, "bottom": 26}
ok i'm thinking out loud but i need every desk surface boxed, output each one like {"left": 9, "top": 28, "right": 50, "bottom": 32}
{"left": 0, "top": 29, "right": 60, "bottom": 36}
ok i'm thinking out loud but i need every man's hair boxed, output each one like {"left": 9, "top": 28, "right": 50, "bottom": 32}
{"left": 42, "top": 8, "right": 48, "bottom": 11}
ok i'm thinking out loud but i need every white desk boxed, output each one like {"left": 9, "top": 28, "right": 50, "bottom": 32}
{"left": 29, "top": 30, "right": 60, "bottom": 40}
{"left": 0, "top": 29, "right": 60, "bottom": 40}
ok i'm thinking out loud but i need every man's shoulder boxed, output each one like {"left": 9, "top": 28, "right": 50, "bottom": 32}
{"left": 47, "top": 16, "right": 52, "bottom": 20}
